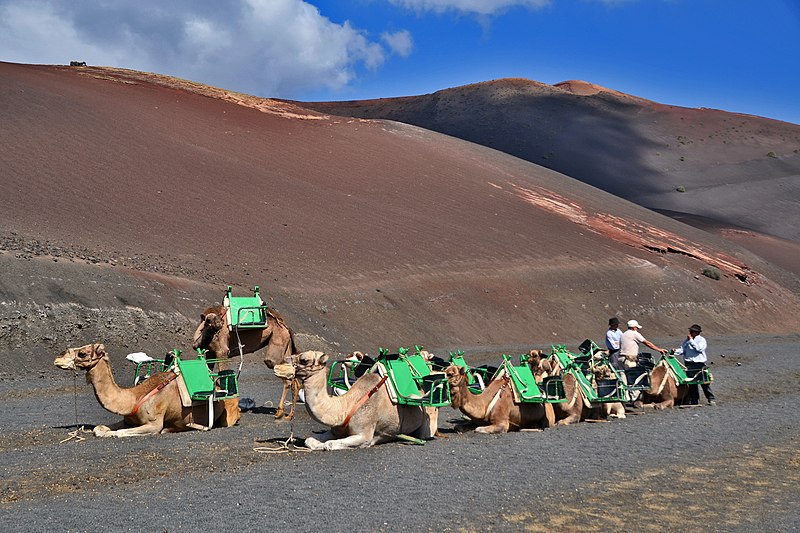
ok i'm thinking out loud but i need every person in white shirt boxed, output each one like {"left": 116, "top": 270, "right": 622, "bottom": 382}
{"left": 605, "top": 317, "right": 623, "bottom": 369}
{"left": 620, "top": 319, "right": 667, "bottom": 367}
{"left": 674, "top": 324, "right": 716, "bottom": 406}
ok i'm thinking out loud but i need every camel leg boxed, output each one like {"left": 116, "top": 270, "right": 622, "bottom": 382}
{"left": 95, "top": 421, "right": 164, "bottom": 438}
{"left": 323, "top": 434, "right": 372, "bottom": 450}
{"left": 475, "top": 419, "right": 511, "bottom": 434}
{"left": 419, "top": 407, "right": 439, "bottom": 440}
{"left": 543, "top": 403, "right": 556, "bottom": 428}
{"left": 305, "top": 430, "right": 336, "bottom": 450}
{"left": 607, "top": 402, "right": 626, "bottom": 419}
{"left": 305, "top": 431, "right": 371, "bottom": 451}
{"left": 283, "top": 379, "right": 301, "bottom": 421}
{"left": 275, "top": 380, "right": 289, "bottom": 419}
{"left": 216, "top": 397, "right": 242, "bottom": 427}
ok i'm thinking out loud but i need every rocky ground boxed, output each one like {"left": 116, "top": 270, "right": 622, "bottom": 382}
{"left": 0, "top": 334, "right": 797, "bottom": 532}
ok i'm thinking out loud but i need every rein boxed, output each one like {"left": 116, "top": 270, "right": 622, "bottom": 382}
{"left": 337, "top": 374, "right": 389, "bottom": 429}
{"left": 130, "top": 372, "right": 178, "bottom": 415}
{"left": 485, "top": 375, "right": 510, "bottom": 418}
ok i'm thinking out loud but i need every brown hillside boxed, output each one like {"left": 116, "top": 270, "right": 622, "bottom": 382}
{"left": 301, "top": 78, "right": 800, "bottom": 245}
{"left": 1, "top": 63, "right": 798, "bottom": 369}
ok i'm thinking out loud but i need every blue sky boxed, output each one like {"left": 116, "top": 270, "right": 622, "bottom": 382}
{"left": 1, "top": 0, "right": 798, "bottom": 124}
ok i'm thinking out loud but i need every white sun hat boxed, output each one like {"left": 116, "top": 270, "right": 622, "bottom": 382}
{"left": 627, "top": 320, "right": 642, "bottom": 329}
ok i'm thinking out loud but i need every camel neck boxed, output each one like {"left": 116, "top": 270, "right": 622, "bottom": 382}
{"left": 452, "top": 379, "right": 495, "bottom": 420}
{"left": 87, "top": 357, "right": 137, "bottom": 416}
{"left": 301, "top": 368, "right": 348, "bottom": 427}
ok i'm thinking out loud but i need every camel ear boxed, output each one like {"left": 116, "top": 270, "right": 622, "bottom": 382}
{"left": 459, "top": 367, "right": 467, "bottom": 376}
{"left": 319, "top": 352, "right": 329, "bottom": 365}
{"left": 94, "top": 343, "right": 106, "bottom": 356}
{"left": 200, "top": 313, "right": 206, "bottom": 321}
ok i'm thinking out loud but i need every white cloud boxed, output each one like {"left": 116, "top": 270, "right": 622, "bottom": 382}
{"left": 0, "top": 0, "right": 391, "bottom": 98}
{"left": 381, "top": 29, "right": 413, "bottom": 57}
{"left": 388, "top": 0, "right": 551, "bottom": 16}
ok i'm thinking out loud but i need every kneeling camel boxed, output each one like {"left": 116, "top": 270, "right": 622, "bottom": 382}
{"left": 293, "top": 351, "right": 438, "bottom": 450}
{"left": 445, "top": 365, "right": 554, "bottom": 433}
{"left": 54, "top": 343, "right": 239, "bottom": 437}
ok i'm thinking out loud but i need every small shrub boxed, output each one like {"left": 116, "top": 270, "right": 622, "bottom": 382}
{"left": 676, "top": 185, "right": 686, "bottom": 193}
{"left": 767, "top": 151, "right": 777, "bottom": 158}
{"left": 702, "top": 267, "right": 721, "bottom": 280}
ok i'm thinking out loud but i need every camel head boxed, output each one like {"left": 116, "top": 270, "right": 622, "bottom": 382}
{"left": 291, "top": 351, "right": 329, "bottom": 381}
{"left": 444, "top": 364, "right": 468, "bottom": 386}
{"left": 592, "top": 364, "right": 614, "bottom": 381}
{"left": 527, "top": 349, "right": 543, "bottom": 365}
{"left": 444, "top": 364, "right": 468, "bottom": 407}
{"left": 54, "top": 343, "right": 108, "bottom": 371}
{"left": 191, "top": 306, "right": 230, "bottom": 357}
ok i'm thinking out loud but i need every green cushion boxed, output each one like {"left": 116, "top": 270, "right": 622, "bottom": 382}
{"left": 177, "top": 357, "right": 215, "bottom": 400}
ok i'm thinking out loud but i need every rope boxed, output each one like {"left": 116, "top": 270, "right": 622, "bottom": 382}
{"left": 253, "top": 430, "right": 312, "bottom": 454}
{"left": 61, "top": 370, "right": 91, "bottom": 444}
{"left": 59, "top": 426, "right": 91, "bottom": 444}
{"left": 73, "top": 370, "right": 79, "bottom": 427}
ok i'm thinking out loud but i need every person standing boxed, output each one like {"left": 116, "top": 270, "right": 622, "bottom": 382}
{"left": 605, "top": 317, "right": 623, "bottom": 369}
{"left": 619, "top": 319, "right": 667, "bottom": 366}
{"left": 674, "top": 324, "right": 716, "bottom": 406}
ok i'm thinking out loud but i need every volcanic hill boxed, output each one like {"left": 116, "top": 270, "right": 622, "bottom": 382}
{"left": 301, "top": 78, "right": 800, "bottom": 246}
{"left": 1, "top": 63, "right": 798, "bottom": 371}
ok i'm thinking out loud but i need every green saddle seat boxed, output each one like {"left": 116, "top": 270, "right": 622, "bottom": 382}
{"left": 224, "top": 285, "right": 267, "bottom": 329}
{"left": 499, "top": 356, "right": 545, "bottom": 403}
{"left": 378, "top": 352, "right": 450, "bottom": 407}
{"left": 663, "top": 355, "right": 712, "bottom": 385}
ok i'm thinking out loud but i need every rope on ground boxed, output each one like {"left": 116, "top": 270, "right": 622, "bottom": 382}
{"left": 253, "top": 431, "right": 312, "bottom": 454}
{"left": 59, "top": 426, "right": 91, "bottom": 444}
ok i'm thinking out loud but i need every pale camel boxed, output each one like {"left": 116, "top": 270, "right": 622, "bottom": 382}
{"left": 444, "top": 365, "right": 555, "bottom": 433}
{"left": 54, "top": 343, "right": 239, "bottom": 437}
{"left": 590, "top": 364, "right": 626, "bottom": 420}
{"left": 638, "top": 361, "right": 689, "bottom": 409}
{"left": 292, "top": 351, "right": 438, "bottom": 451}
{"left": 192, "top": 305, "right": 300, "bottom": 419}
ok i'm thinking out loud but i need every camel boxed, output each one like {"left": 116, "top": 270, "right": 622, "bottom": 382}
{"left": 292, "top": 351, "right": 438, "bottom": 450}
{"left": 444, "top": 364, "right": 555, "bottom": 433}
{"left": 192, "top": 304, "right": 300, "bottom": 419}
{"left": 546, "top": 354, "right": 591, "bottom": 425}
{"left": 527, "top": 349, "right": 553, "bottom": 380}
{"left": 637, "top": 361, "right": 689, "bottom": 409}
{"left": 590, "top": 364, "right": 626, "bottom": 420}
{"left": 54, "top": 343, "right": 240, "bottom": 437}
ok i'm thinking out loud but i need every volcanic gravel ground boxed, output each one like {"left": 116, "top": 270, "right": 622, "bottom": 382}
{"left": 0, "top": 335, "right": 798, "bottom": 531}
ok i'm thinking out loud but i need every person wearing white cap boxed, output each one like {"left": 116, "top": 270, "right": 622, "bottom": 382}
{"left": 619, "top": 319, "right": 667, "bottom": 367}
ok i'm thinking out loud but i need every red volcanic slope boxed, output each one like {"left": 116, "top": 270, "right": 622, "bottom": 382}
{"left": 1, "top": 63, "right": 798, "bottom": 352}
{"left": 301, "top": 78, "right": 800, "bottom": 244}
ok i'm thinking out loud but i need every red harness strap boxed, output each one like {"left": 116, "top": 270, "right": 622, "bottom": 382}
{"left": 337, "top": 374, "right": 389, "bottom": 429}
{"left": 130, "top": 372, "right": 179, "bottom": 415}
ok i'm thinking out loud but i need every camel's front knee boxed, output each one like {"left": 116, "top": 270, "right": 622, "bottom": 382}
{"left": 93, "top": 425, "right": 113, "bottom": 437}
{"left": 305, "top": 437, "right": 325, "bottom": 450}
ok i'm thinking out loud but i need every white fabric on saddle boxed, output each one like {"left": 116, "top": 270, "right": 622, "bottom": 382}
{"left": 126, "top": 352, "right": 153, "bottom": 364}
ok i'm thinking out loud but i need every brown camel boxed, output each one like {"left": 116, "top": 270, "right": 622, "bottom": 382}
{"left": 54, "top": 343, "right": 240, "bottom": 437}
{"left": 192, "top": 305, "right": 300, "bottom": 419}
{"left": 293, "top": 351, "right": 438, "bottom": 450}
{"left": 444, "top": 365, "right": 554, "bottom": 433}
{"left": 546, "top": 354, "right": 591, "bottom": 425}
{"left": 638, "top": 361, "right": 689, "bottom": 409}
